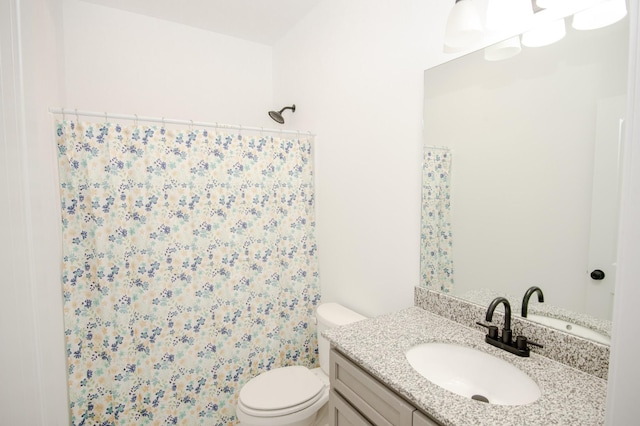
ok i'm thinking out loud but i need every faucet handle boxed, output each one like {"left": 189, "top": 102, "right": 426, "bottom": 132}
{"left": 516, "top": 335, "right": 544, "bottom": 351}
{"left": 476, "top": 322, "right": 499, "bottom": 340}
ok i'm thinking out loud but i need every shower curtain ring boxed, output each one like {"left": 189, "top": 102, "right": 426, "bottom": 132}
{"left": 134, "top": 114, "right": 138, "bottom": 127}
{"left": 104, "top": 112, "right": 108, "bottom": 123}
{"left": 62, "top": 108, "right": 66, "bottom": 121}
{"left": 75, "top": 109, "right": 79, "bottom": 122}
{"left": 190, "top": 120, "right": 194, "bottom": 131}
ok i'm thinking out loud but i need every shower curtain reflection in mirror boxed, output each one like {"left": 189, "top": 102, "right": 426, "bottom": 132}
{"left": 420, "top": 147, "right": 454, "bottom": 293}
{"left": 56, "top": 119, "right": 320, "bottom": 425}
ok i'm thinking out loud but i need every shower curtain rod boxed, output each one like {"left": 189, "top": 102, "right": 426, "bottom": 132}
{"left": 48, "top": 107, "right": 316, "bottom": 137}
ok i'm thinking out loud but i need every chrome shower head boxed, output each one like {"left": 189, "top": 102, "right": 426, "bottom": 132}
{"left": 268, "top": 104, "right": 296, "bottom": 124}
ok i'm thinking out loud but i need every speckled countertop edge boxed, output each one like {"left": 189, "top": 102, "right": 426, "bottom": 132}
{"left": 323, "top": 307, "right": 607, "bottom": 426}
{"left": 415, "top": 287, "right": 610, "bottom": 379}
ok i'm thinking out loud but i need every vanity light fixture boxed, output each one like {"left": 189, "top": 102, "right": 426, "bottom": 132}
{"left": 534, "top": 0, "right": 567, "bottom": 8}
{"left": 521, "top": 17, "right": 567, "bottom": 47}
{"left": 572, "top": 0, "right": 627, "bottom": 30}
{"left": 446, "top": 0, "right": 625, "bottom": 58}
{"left": 485, "top": 0, "right": 533, "bottom": 32}
{"left": 445, "top": 0, "right": 536, "bottom": 53}
{"left": 443, "top": 0, "right": 485, "bottom": 53}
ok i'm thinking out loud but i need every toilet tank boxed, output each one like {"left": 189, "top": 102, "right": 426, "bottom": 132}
{"left": 316, "top": 303, "right": 366, "bottom": 375}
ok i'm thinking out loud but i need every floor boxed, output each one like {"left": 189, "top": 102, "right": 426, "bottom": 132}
{"left": 314, "top": 404, "right": 328, "bottom": 426}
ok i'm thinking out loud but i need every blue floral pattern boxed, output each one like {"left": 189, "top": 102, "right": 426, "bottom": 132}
{"left": 56, "top": 120, "right": 320, "bottom": 425}
{"left": 420, "top": 148, "right": 454, "bottom": 293}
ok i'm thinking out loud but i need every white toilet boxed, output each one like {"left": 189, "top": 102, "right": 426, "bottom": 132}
{"left": 235, "top": 303, "right": 365, "bottom": 426}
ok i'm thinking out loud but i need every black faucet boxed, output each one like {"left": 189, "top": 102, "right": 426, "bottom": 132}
{"left": 486, "top": 297, "right": 513, "bottom": 344}
{"left": 477, "top": 296, "right": 543, "bottom": 357}
{"left": 521, "top": 286, "right": 544, "bottom": 317}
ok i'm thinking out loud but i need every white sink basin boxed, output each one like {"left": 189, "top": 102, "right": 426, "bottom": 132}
{"left": 527, "top": 314, "right": 611, "bottom": 345}
{"left": 405, "top": 343, "right": 540, "bottom": 405}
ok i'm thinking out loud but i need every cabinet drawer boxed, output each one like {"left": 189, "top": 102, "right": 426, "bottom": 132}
{"left": 413, "top": 410, "right": 441, "bottom": 426}
{"left": 329, "top": 389, "right": 373, "bottom": 426}
{"left": 330, "top": 348, "right": 415, "bottom": 426}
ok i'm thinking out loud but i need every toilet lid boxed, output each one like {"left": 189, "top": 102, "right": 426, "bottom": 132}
{"left": 239, "top": 366, "right": 325, "bottom": 413}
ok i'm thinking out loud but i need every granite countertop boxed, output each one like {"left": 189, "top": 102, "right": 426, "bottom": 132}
{"left": 323, "top": 307, "right": 607, "bottom": 426}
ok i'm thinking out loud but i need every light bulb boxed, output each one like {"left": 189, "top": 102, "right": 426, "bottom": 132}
{"left": 522, "top": 18, "right": 566, "bottom": 47}
{"left": 572, "top": 0, "right": 627, "bottom": 30}
{"left": 444, "top": 0, "right": 485, "bottom": 52}
{"left": 486, "top": 0, "right": 533, "bottom": 32}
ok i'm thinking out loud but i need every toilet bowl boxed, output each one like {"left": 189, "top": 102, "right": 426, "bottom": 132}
{"left": 235, "top": 303, "right": 365, "bottom": 426}
{"left": 236, "top": 366, "right": 329, "bottom": 426}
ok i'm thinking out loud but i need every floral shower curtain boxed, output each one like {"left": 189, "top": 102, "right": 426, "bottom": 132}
{"left": 56, "top": 119, "right": 320, "bottom": 425}
{"left": 420, "top": 147, "right": 454, "bottom": 293}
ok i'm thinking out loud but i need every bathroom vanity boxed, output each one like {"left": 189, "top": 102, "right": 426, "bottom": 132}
{"left": 329, "top": 348, "right": 440, "bottom": 425}
{"left": 324, "top": 293, "right": 608, "bottom": 426}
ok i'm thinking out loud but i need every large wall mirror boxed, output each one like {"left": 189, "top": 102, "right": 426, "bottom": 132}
{"left": 421, "top": 12, "right": 629, "bottom": 345}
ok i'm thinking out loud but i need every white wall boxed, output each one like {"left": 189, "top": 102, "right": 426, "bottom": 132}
{"left": 272, "top": 0, "right": 453, "bottom": 317}
{"left": 0, "top": 2, "right": 45, "bottom": 423}
{"left": 63, "top": 0, "right": 274, "bottom": 126}
{"left": 19, "top": 0, "right": 70, "bottom": 421}
{"left": 606, "top": 2, "right": 640, "bottom": 423}
{"left": 1, "top": 0, "right": 68, "bottom": 423}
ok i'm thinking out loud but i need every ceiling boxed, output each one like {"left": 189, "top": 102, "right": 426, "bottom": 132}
{"left": 81, "top": 0, "right": 324, "bottom": 45}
